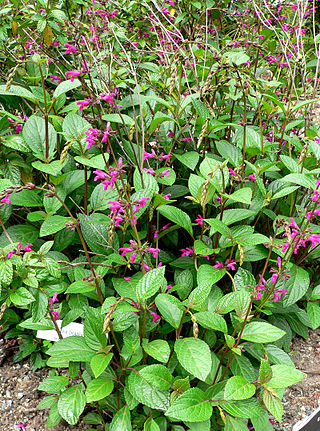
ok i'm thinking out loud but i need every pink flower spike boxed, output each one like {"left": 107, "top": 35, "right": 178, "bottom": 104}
{"left": 276, "top": 257, "right": 282, "bottom": 269}
{"left": 23, "top": 243, "right": 33, "bottom": 252}
{"left": 195, "top": 214, "right": 203, "bottom": 226}
{"left": 160, "top": 169, "right": 171, "bottom": 177}
{"left": 149, "top": 310, "right": 161, "bottom": 323}
{"left": 52, "top": 311, "right": 60, "bottom": 320}
{"left": 248, "top": 174, "right": 256, "bottom": 182}
{"left": 213, "top": 261, "right": 224, "bottom": 269}
{"left": 163, "top": 194, "right": 171, "bottom": 200}
{"left": 102, "top": 122, "right": 112, "bottom": 143}
{"left": 49, "top": 292, "right": 59, "bottom": 306}
{"left": 7, "top": 250, "right": 15, "bottom": 259}
{"left": 1, "top": 194, "right": 11, "bottom": 205}
{"left": 64, "top": 43, "right": 77, "bottom": 54}
{"left": 226, "top": 259, "right": 236, "bottom": 271}
{"left": 228, "top": 168, "right": 237, "bottom": 176}
{"left": 93, "top": 169, "right": 107, "bottom": 181}
{"left": 270, "top": 273, "right": 278, "bottom": 284}
{"left": 129, "top": 253, "right": 138, "bottom": 264}
{"left": 147, "top": 248, "right": 160, "bottom": 258}
{"left": 76, "top": 99, "right": 90, "bottom": 111}
{"left": 311, "top": 190, "right": 319, "bottom": 202}
{"left": 144, "top": 168, "right": 155, "bottom": 176}
{"left": 65, "top": 70, "right": 81, "bottom": 82}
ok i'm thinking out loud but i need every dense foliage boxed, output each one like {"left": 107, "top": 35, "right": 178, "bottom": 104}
{"left": 0, "top": 0, "right": 320, "bottom": 429}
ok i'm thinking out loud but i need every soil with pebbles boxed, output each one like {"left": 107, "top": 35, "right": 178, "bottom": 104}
{"left": 1, "top": 331, "right": 320, "bottom": 430}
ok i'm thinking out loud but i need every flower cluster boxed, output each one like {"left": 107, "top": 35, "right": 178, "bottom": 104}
{"left": 93, "top": 158, "right": 124, "bottom": 191}
{"left": 108, "top": 196, "right": 150, "bottom": 227}
{"left": 213, "top": 259, "right": 237, "bottom": 271}
{"left": 7, "top": 241, "right": 33, "bottom": 259}
{"left": 48, "top": 292, "right": 59, "bottom": 320}
{"left": 119, "top": 240, "right": 160, "bottom": 264}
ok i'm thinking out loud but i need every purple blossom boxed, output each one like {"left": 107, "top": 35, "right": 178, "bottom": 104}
{"left": 64, "top": 43, "right": 77, "bottom": 54}
{"left": 1, "top": 194, "right": 11, "bottom": 205}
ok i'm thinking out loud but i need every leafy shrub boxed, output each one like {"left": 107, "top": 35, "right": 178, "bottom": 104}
{"left": 0, "top": 0, "right": 319, "bottom": 429}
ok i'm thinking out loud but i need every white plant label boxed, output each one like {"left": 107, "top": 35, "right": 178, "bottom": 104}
{"left": 37, "top": 320, "right": 84, "bottom": 342}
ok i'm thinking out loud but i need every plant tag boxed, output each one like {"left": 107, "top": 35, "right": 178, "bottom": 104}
{"left": 37, "top": 320, "right": 84, "bottom": 342}
{"left": 292, "top": 406, "right": 320, "bottom": 431}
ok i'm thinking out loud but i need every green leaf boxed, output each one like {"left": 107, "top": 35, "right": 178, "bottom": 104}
{"left": 10, "top": 287, "right": 35, "bottom": 306}
{"left": 175, "top": 338, "right": 211, "bottom": 381}
{"left": 53, "top": 79, "right": 81, "bottom": 99}
{"left": 32, "top": 160, "right": 64, "bottom": 176}
{"left": 174, "top": 152, "right": 199, "bottom": 170}
{"left": 0, "top": 84, "right": 39, "bottom": 103}
{"left": 227, "top": 188, "right": 252, "bottom": 205}
{"left": 62, "top": 112, "right": 90, "bottom": 141}
{"left": 218, "top": 398, "right": 263, "bottom": 419}
{"left": 84, "top": 307, "right": 107, "bottom": 350}
{"left": 38, "top": 376, "right": 69, "bottom": 394}
{"left": 258, "top": 360, "right": 272, "bottom": 384}
{"left": 10, "top": 189, "right": 42, "bottom": 207}
{"left": 241, "top": 322, "right": 285, "bottom": 343}
{"left": 195, "top": 311, "right": 227, "bottom": 333}
{"left": 22, "top": 115, "right": 57, "bottom": 161}
{"left": 144, "top": 417, "right": 160, "bottom": 431}
{"left": 155, "top": 294, "right": 184, "bottom": 329}
{"left": 157, "top": 206, "right": 193, "bottom": 236}
{"left": 262, "top": 389, "right": 283, "bottom": 423}
{"left": 74, "top": 153, "right": 109, "bottom": 170}
{"left": 139, "top": 364, "right": 173, "bottom": 390}
{"left": 57, "top": 385, "right": 86, "bottom": 425}
{"left": 307, "top": 302, "right": 320, "bottom": 330}
{"left": 46, "top": 336, "right": 95, "bottom": 362}
{"left": 85, "top": 378, "right": 114, "bottom": 402}
{"left": 281, "top": 173, "right": 315, "bottom": 190}
{"left": 40, "top": 215, "right": 73, "bottom": 237}
{"left": 90, "top": 353, "right": 113, "bottom": 378}
{"left": 0, "top": 260, "right": 13, "bottom": 285}
{"left": 102, "top": 113, "right": 134, "bottom": 126}
{"left": 165, "top": 388, "right": 212, "bottom": 422}
{"left": 224, "top": 376, "right": 256, "bottom": 400}
{"left": 267, "top": 365, "right": 305, "bottom": 388}
{"left": 135, "top": 266, "right": 166, "bottom": 302}
{"left": 142, "top": 339, "right": 170, "bottom": 363}
{"left": 110, "top": 406, "right": 132, "bottom": 431}
{"left": 3, "top": 135, "right": 31, "bottom": 153}
{"left": 283, "top": 265, "right": 309, "bottom": 307}
{"left": 192, "top": 99, "right": 210, "bottom": 122}
{"left": 271, "top": 185, "right": 300, "bottom": 200}
{"left": 205, "top": 219, "right": 232, "bottom": 238}
{"left": 224, "top": 416, "right": 248, "bottom": 431}
{"left": 127, "top": 369, "right": 170, "bottom": 410}
{"left": 194, "top": 240, "right": 215, "bottom": 256}
{"left": 220, "top": 209, "right": 256, "bottom": 225}
{"left": 46, "top": 400, "right": 62, "bottom": 427}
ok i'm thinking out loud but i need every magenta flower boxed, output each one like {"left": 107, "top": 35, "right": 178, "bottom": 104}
{"left": 195, "top": 214, "right": 203, "bottom": 227}
{"left": 49, "top": 292, "right": 58, "bottom": 306}
{"left": 65, "top": 70, "right": 81, "bottom": 82}
{"left": 149, "top": 311, "right": 161, "bottom": 322}
{"left": 7, "top": 250, "right": 15, "bottom": 259}
{"left": 1, "top": 194, "right": 11, "bottom": 205}
{"left": 213, "top": 261, "right": 224, "bottom": 269}
{"left": 85, "top": 127, "right": 100, "bottom": 149}
{"left": 101, "top": 122, "right": 112, "bottom": 143}
{"left": 52, "top": 311, "right": 60, "bottom": 320}
{"left": 64, "top": 43, "right": 77, "bottom": 54}
{"left": 247, "top": 174, "right": 256, "bottom": 182}
{"left": 312, "top": 190, "right": 319, "bottom": 202}
{"left": 226, "top": 259, "right": 236, "bottom": 271}
{"left": 15, "top": 423, "right": 27, "bottom": 431}
{"left": 76, "top": 99, "right": 91, "bottom": 111}
{"left": 23, "top": 243, "right": 33, "bottom": 252}
{"left": 159, "top": 169, "right": 171, "bottom": 177}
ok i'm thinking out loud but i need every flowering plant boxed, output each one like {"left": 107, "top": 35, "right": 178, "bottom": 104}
{"left": 0, "top": 0, "right": 319, "bottom": 429}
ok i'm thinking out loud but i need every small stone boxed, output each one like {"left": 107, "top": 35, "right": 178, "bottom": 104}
{"left": 5, "top": 390, "right": 10, "bottom": 397}
{"left": 7, "top": 400, "right": 12, "bottom": 407}
{"left": 17, "top": 392, "right": 24, "bottom": 400}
